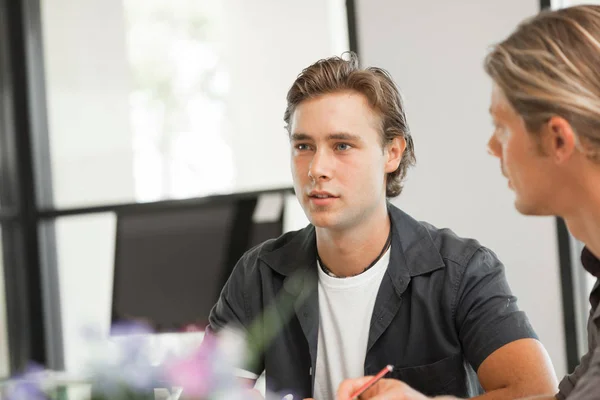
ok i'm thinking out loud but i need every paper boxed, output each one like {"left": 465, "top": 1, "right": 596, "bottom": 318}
{"left": 252, "top": 193, "right": 284, "bottom": 223}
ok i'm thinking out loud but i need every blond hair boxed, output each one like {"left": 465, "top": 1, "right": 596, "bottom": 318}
{"left": 485, "top": 5, "right": 600, "bottom": 161}
{"left": 284, "top": 52, "right": 416, "bottom": 197}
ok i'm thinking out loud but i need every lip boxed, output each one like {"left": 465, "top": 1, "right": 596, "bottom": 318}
{"left": 309, "top": 197, "right": 338, "bottom": 206}
{"left": 308, "top": 190, "right": 338, "bottom": 198}
{"left": 307, "top": 190, "right": 339, "bottom": 206}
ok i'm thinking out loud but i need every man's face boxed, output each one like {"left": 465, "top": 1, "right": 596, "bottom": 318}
{"left": 289, "top": 91, "right": 402, "bottom": 231}
{"left": 487, "top": 83, "right": 556, "bottom": 216}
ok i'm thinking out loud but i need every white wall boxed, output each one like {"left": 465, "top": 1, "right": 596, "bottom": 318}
{"left": 356, "top": 0, "right": 566, "bottom": 377}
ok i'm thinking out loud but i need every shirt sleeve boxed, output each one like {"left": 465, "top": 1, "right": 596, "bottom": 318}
{"left": 557, "top": 347, "right": 595, "bottom": 400}
{"left": 557, "top": 300, "right": 599, "bottom": 399}
{"left": 563, "top": 346, "right": 600, "bottom": 400}
{"left": 207, "top": 255, "right": 250, "bottom": 333}
{"left": 454, "top": 247, "right": 538, "bottom": 371}
{"left": 206, "top": 253, "right": 265, "bottom": 375}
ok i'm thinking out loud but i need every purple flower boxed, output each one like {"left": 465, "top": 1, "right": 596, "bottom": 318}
{"left": 164, "top": 334, "right": 216, "bottom": 397}
{"left": 4, "top": 381, "right": 48, "bottom": 400}
{"left": 83, "top": 321, "right": 165, "bottom": 396}
{"left": 4, "top": 363, "right": 49, "bottom": 400}
{"left": 109, "top": 321, "right": 153, "bottom": 337}
{"left": 163, "top": 330, "right": 249, "bottom": 398}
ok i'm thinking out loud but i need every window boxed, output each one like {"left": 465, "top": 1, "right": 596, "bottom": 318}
{"left": 39, "top": 0, "right": 346, "bottom": 373}
{"left": 41, "top": 0, "right": 349, "bottom": 208}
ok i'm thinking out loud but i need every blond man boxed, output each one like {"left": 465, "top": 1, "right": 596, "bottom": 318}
{"left": 338, "top": 5, "right": 600, "bottom": 400}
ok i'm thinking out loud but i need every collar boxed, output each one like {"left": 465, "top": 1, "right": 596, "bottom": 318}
{"left": 582, "top": 246, "right": 600, "bottom": 279}
{"left": 258, "top": 203, "right": 446, "bottom": 284}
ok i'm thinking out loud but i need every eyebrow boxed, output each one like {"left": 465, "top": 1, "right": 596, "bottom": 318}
{"left": 290, "top": 132, "right": 362, "bottom": 142}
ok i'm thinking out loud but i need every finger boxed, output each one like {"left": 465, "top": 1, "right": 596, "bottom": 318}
{"left": 336, "top": 376, "right": 376, "bottom": 399}
{"left": 366, "top": 380, "right": 424, "bottom": 400}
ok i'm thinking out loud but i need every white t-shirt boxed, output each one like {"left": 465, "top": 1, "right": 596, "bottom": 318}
{"left": 313, "top": 248, "right": 390, "bottom": 400}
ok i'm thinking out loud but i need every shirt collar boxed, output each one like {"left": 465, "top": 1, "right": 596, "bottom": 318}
{"left": 582, "top": 246, "right": 600, "bottom": 279}
{"left": 259, "top": 203, "right": 445, "bottom": 279}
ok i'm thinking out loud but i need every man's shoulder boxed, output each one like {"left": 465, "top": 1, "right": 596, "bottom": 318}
{"left": 388, "top": 204, "right": 497, "bottom": 277}
{"left": 235, "top": 225, "right": 313, "bottom": 272}
{"left": 418, "top": 220, "right": 485, "bottom": 268}
{"left": 255, "top": 226, "right": 309, "bottom": 252}
{"left": 413, "top": 221, "right": 508, "bottom": 296}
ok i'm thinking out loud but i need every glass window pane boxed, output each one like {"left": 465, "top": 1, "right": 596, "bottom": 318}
{"left": 53, "top": 213, "right": 117, "bottom": 372}
{"left": 40, "top": 0, "right": 348, "bottom": 209}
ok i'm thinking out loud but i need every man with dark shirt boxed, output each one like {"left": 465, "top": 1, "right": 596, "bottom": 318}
{"left": 208, "top": 53, "right": 556, "bottom": 399}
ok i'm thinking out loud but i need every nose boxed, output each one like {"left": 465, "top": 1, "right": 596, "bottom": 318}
{"left": 308, "top": 149, "right": 333, "bottom": 181}
{"left": 487, "top": 134, "right": 502, "bottom": 159}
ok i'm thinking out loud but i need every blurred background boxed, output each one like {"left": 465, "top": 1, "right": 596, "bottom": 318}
{"left": 0, "top": 0, "right": 596, "bottom": 390}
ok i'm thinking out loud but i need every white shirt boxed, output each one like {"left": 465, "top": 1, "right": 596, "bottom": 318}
{"left": 313, "top": 248, "right": 390, "bottom": 400}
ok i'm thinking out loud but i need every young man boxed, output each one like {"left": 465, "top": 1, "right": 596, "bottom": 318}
{"left": 207, "top": 54, "right": 556, "bottom": 399}
{"left": 337, "top": 5, "right": 600, "bottom": 400}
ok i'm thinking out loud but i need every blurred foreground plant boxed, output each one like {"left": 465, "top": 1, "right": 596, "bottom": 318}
{"left": 1, "top": 322, "right": 251, "bottom": 400}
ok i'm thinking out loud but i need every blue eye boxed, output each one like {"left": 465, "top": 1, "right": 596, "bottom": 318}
{"left": 336, "top": 143, "right": 351, "bottom": 151}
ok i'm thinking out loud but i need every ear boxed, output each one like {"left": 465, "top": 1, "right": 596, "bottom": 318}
{"left": 543, "top": 116, "right": 577, "bottom": 164}
{"left": 385, "top": 136, "right": 406, "bottom": 173}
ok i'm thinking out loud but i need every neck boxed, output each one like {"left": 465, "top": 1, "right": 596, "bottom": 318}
{"left": 561, "top": 167, "right": 600, "bottom": 258}
{"left": 315, "top": 203, "right": 391, "bottom": 277}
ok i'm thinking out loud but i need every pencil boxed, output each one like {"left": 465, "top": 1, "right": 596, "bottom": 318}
{"left": 348, "top": 364, "right": 394, "bottom": 399}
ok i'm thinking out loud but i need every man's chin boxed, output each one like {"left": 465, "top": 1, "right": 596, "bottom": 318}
{"left": 514, "top": 198, "right": 550, "bottom": 217}
{"left": 309, "top": 216, "right": 336, "bottom": 228}
{"left": 306, "top": 212, "right": 339, "bottom": 229}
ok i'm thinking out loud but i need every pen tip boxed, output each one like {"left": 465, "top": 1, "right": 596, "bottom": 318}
{"left": 386, "top": 365, "right": 394, "bottom": 371}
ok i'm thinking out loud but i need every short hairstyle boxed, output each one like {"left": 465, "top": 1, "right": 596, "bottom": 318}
{"left": 284, "top": 52, "right": 416, "bottom": 197}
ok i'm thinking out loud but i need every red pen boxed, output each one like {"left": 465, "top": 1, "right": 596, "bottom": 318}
{"left": 348, "top": 364, "right": 394, "bottom": 399}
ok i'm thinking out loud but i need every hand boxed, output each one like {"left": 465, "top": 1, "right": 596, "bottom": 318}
{"left": 336, "top": 377, "right": 430, "bottom": 400}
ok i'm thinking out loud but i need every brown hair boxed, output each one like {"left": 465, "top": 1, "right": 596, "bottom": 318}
{"left": 284, "top": 52, "right": 416, "bottom": 197}
{"left": 485, "top": 5, "right": 600, "bottom": 161}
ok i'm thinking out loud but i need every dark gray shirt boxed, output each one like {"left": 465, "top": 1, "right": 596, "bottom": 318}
{"left": 557, "top": 248, "right": 600, "bottom": 400}
{"left": 208, "top": 204, "right": 537, "bottom": 398}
